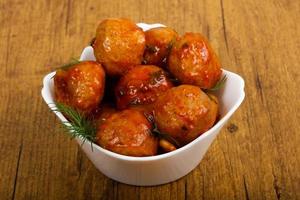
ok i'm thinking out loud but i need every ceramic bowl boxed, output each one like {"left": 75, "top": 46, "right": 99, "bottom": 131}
{"left": 41, "top": 23, "right": 245, "bottom": 186}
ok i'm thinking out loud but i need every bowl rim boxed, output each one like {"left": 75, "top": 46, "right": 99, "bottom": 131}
{"left": 41, "top": 68, "right": 245, "bottom": 162}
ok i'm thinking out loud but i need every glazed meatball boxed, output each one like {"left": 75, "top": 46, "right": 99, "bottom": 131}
{"left": 96, "top": 109, "right": 158, "bottom": 157}
{"left": 54, "top": 61, "right": 105, "bottom": 114}
{"left": 115, "top": 65, "right": 173, "bottom": 110}
{"left": 143, "top": 27, "right": 178, "bottom": 67}
{"left": 93, "top": 18, "right": 145, "bottom": 76}
{"left": 168, "top": 33, "right": 222, "bottom": 89}
{"left": 154, "top": 85, "right": 218, "bottom": 146}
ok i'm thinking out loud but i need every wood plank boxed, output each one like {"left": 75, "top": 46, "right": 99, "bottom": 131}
{"left": 0, "top": 0, "right": 299, "bottom": 199}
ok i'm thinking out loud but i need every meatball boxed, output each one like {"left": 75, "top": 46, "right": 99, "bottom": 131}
{"left": 154, "top": 85, "right": 218, "bottom": 146}
{"left": 93, "top": 18, "right": 145, "bottom": 76}
{"left": 168, "top": 33, "right": 222, "bottom": 89}
{"left": 115, "top": 65, "right": 173, "bottom": 110}
{"left": 54, "top": 61, "right": 105, "bottom": 114}
{"left": 96, "top": 109, "right": 158, "bottom": 157}
{"left": 143, "top": 27, "right": 178, "bottom": 67}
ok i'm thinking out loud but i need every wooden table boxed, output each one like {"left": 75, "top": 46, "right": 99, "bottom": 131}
{"left": 1, "top": 0, "right": 299, "bottom": 199}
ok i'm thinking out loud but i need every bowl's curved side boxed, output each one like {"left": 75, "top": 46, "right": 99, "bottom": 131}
{"left": 79, "top": 125, "right": 223, "bottom": 186}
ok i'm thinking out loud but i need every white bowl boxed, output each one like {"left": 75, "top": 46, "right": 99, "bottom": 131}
{"left": 41, "top": 23, "right": 245, "bottom": 186}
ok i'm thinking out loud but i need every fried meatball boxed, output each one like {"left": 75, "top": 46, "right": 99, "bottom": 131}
{"left": 143, "top": 27, "right": 178, "bottom": 67}
{"left": 154, "top": 85, "right": 218, "bottom": 146}
{"left": 96, "top": 109, "right": 158, "bottom": 157}
{"left": 93, "top": 18, "right": 145, "bottom": 76}
{"left": 54, "top": 61, "right": 105, "bottom": 114}
{"left": 168, "top": 33, "right": 222, "bottom": 89}
{"left": 115, "top": 65, "right": 173, "bottom": 110}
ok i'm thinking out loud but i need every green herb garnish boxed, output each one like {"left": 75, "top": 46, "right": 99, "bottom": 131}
{"left": 51, "top": 102, "right": 97, "bottom": 146}
{"left": 128, "top": 98, "right": 140, "bottom": 106}
{"left": 150, "top": 70, "right": 165, "bottom": 85}
{"left": 57, "top": 58, "right": 81, "bottom": 71}
{"left": 146, "top": 45, "right": 158, "bottom": 54}
{"left": 206, "top": 75, "right": 227, "bottom": 91}
{"left": 166, "top": 38, "right": 176, "bottom": 51}
{"left": 144, "top": 113, "right": 180, "bottom": 147}
{"left": 206, "top": 94, "right": 218, "bottom": 104}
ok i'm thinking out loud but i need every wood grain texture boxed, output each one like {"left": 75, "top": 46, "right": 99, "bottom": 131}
{"left": 0, "top": 0, "right": 299, "bottom": 199}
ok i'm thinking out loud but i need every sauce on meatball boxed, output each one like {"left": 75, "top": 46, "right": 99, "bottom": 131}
{"left": 143, "top": 27, "right": 178, "bottom": 67}
{"left": 168, "top": 33, "right": 221, "bottom": 89}
{"left": 96, "top": 109, "right": 158, "bottom": 156}
{"left": 115, "top": 65, "right": 173, "bottom": 110}
{"left": 154, "top": 85, "right": 218, "bottom": 145}
{"left": 54, "top": 61, "right": 105, "bottom": 114}
{"left": 93, "top": 18, "right": 146, "bottom": 76}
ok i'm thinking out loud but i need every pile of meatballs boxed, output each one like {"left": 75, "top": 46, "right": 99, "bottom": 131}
{"left": 54, "top": 18, "right": 222, "bottom": 157}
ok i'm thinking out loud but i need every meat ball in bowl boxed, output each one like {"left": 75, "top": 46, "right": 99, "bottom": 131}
{"left": 93, "top": 18, "right": 145, "bottom": 76}
{"left": 115, "top": 65, "right": 173, "bottom": 110}
{"left": 143, "top": 27, "right": 178, "bottom": 67}
{"left": 154, "top": 85, "right": 219, "bottom": 146}
{"left": 54, "top": 61, "right": 105, "bottom": 114}
{"left": 168, "top": 33, "right": 222, "bottom": 89}
{"left": 96, "top": 109, "right": 158, "bottom": 157}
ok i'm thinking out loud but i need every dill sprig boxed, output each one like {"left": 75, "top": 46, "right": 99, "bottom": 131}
{"left": 205, "top": 75, "right": 227, "bottom": 91}
{"left": 150, "top": 70, "right": 165, "bottom": 85}
{"left": 51, "top": 102, "right": 97, "bottom": 146}
{"left": 153, "top": 126, "right": 181, "bottom": 148}
{"left": 144, "top": 113, "right": 180, "bottom": 147}
{"left": 146, "top": 44, "right": 159, "bottom": 54}
{"left": 57, "top": 58, "right": 81, "bottom": 71}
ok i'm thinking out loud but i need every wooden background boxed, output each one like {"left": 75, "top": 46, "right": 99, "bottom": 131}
{"left": 0, "top": 0, "right": 299, "bottom": 199}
